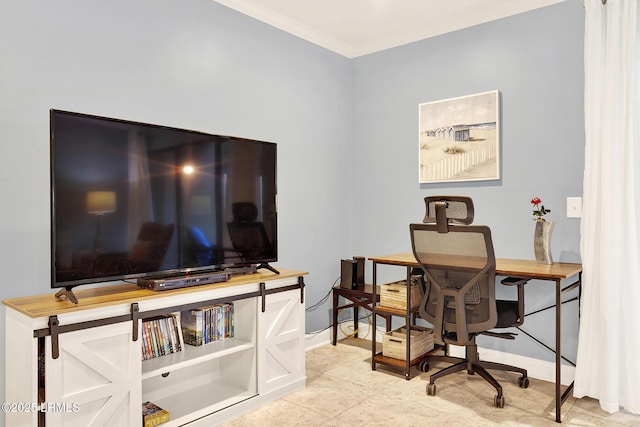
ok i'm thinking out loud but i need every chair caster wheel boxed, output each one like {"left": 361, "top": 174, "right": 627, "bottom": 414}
{"left": 494, "top": 395, "right": 505, "bottom": 408}
{"left": 419, "top": 360, "right": 430, "bottom": 372}
{"left": 427, "top": 383, "right": 436, "bottom": 396}
{"left": 518, "top": 376, "right": 529, "bottom": 388}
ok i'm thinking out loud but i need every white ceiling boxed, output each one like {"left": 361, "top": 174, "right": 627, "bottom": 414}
{"left": 214, "top": 0, "right": 568, "bottom": 58}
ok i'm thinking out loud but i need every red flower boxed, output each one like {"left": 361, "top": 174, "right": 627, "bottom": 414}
{"left": 531, "top": 197, "right": 550, "bottom": 219}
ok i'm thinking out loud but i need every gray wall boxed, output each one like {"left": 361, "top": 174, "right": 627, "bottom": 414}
{"left": 0, "top": 0, "right": 584, "bottom": 418}
{"left": 351, "top": 0, "right": 585, "bottom": 361}
{"left": 0, "top": 0, "right": 351, "bottom": 415}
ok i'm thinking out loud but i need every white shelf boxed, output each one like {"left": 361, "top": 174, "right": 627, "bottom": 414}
{"left": 148, "top": 380, "right": 257, "bottom": 426}
{"left": 142, "top": 337, "right": 254, "bottom": 379}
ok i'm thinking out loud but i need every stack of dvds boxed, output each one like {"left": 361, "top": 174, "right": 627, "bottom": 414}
{"left": 141, "top": 314, "right": 184, "bottom": 360}
{"left": 181, "top": 303, "right": 234, "bottom": 346}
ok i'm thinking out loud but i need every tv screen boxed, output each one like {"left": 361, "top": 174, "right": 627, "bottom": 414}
{"left": 50, "top": 110, "right": 277, "bottom": 290}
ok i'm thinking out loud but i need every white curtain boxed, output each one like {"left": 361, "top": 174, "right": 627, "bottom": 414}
{"left": 574, "top": 0, "right": 640, "bottom": 414}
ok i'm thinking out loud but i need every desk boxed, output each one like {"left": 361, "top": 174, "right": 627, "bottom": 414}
{"left": 369, "top": 253, "right": 582, "bottom": 423}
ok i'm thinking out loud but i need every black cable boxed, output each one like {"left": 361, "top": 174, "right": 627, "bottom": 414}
{"left": 304, "top": 276, "right": 340, "bottom": 312}
{"left": 306, "top": 312, "right": 374, "bottom": 335}
{"left": 305, "top": 324, "right": 333, "bottom": 336}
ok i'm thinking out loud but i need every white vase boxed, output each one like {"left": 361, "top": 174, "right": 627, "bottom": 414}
{"left": 534, "top": 220, "right": 554, "bottom": 264}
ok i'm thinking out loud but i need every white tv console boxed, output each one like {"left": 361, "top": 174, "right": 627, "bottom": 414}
{"left": 3, "top": 269, "right": 306, "bottom": 426}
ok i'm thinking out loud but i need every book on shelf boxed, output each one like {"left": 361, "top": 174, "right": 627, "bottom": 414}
{"left": 141, "top": 313, "right": 184, "bottom": 361}
{"left": 142, "top": 401, "right": 170, "bottom": 427}
{"left": 181, "top": 302, "right": 234, "bottom": 346}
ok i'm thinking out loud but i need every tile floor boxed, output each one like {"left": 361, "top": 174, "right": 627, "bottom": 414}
{"left": 223, "top": 338, "right": 640, "bottom": 426}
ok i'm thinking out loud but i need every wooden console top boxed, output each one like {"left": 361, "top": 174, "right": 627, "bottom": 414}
{"left": 3, "top": 268, "right": 307, "bottom": 318}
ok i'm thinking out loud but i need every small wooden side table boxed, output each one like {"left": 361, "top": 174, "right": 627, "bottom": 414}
{"left": 332, "top": 284, "right": 391, "bottom": 345}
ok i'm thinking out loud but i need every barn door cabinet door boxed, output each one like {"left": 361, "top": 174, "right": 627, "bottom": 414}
{"left": 45, "top": 321, "right": 141, "bottom": 427}
{"left": 258, "top": 288, "right": 305, "bottom": 393}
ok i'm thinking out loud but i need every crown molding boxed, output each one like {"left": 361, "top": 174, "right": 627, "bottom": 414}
{"left": 214, "top": 0, "right": 569, "bottom": 59}
{"left": 214, "top": 0, "right": 355, "bottom": 57}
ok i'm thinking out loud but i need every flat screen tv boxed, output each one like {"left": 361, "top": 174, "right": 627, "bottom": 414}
{"left": 50, "top": 109, "right": 278, "bottom": 298}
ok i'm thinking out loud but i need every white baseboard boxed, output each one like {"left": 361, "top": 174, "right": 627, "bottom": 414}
{"left": 306, "top": 320, "right": 574, "bottom": 386}
{"left": 304, "top": 328, "right": 332, "bottom": 350}
{"left": 448, "top": 345, "right": 575, "bottom": 386}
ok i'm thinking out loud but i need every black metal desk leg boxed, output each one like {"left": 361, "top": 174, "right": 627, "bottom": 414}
{"left": 555, "top": 278, "right": 562, "bottom": 423}
{"left": 372, "top": 261, "right": 378, "bottom": 371}
{"left": 405, "top": 266, "right": 412, "bottom": 380}
{"left": 332, "top": 291, "right": 339, "bottom": 346}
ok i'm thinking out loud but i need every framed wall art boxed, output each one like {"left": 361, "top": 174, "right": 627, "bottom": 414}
{"left": 418, "top": 90, "right": 500, "bottom": 184}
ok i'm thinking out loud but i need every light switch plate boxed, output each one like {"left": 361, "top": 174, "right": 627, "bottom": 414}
{"left": 567, "top": 197, "right": 582, "bottom": 218}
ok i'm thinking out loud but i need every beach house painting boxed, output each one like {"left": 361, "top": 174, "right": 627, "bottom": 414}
{"left": 419, "top": 90, "right": 500, "bottom": 183}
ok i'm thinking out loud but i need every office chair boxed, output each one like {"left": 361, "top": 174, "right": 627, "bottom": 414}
{"left": 410, "top": 196, "right": 528, "bottom": 408}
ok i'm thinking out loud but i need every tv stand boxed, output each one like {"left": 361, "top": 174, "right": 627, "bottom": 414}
{"left": 54, "top": 286, "right": 78, "bottom": 304}
{"left": 225, "top": 263, "right": 280, "bottom": 275}
{"left": 4, "top": 268, "right": 306, "bottom": 426}
{"left": 257, "top": 263, "right": 280, "bottom": 274}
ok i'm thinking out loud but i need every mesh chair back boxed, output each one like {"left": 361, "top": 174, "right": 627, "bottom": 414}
{"left": 410, "top": 223, "right": 497, "bottom": 345}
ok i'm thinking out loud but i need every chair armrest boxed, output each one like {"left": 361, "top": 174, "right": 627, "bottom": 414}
{"left": 481, "top": 331, "right": 517, "bottom": 340}
{"left": 500, "top": 277, "right": 527, "bottom": 327}
{"left": 500, "top": 277, "right": 528, "bottom": 287}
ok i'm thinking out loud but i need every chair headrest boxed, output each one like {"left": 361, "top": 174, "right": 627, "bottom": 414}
{"left": 423, "top": 196, "right": 474, "bottom": 233}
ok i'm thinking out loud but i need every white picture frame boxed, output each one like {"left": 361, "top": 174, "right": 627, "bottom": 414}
{"left": 418, "top": 90, "right": 500, "bottom": 184}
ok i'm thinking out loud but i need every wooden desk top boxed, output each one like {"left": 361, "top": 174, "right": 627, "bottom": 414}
{"left": 369, "top": 252, "right": 582, "bottom": 280}
{"left": 2, "top": 268, "right": 307, "bottom": 319}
